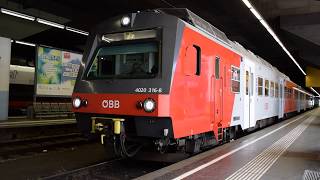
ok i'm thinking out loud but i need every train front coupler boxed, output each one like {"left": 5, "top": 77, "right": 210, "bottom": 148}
{"left": 91, "top": 117, "right": 142, "bottom": 157}
{"left": 90, "top": 117, "right": 122, "bottom": 144}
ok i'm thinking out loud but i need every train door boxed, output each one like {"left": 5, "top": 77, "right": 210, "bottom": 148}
{"left": 243, "top": 60, "right": 255, "bottom": 128}
{"left": 279, "top": 79, "right": 284, "bottom": 118}
{"left": 214, "top": 57, "right": 222, "bottom": 127}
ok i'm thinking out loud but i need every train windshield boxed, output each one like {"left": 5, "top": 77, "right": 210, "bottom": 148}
{"left": 87, "top": 42, "right": 159, "bottom": 79}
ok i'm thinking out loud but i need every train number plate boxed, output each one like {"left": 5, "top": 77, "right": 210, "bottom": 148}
{"left": 134, "top": 88, "right": 162, "bottom": 93}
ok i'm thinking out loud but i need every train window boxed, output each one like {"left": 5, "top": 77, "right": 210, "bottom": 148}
{"left": 284, "top": 87, "right": 288, "bottom": 98}
{"left": 184, "top": 45, "right": 197, "bottom": 75}
{"left": 270, "top": 81, "right": 274, "bottom": 97}
{"left": 258, "top": 77, "right": 263, "bottom": 96}
{"left": 246, "top": 71, "right": 249, "bottom": 95}
{"left": 265, "top": 79, "right": 269, "bottom": 96}
{"left": 288, "top": 89, "right": 291, "bottom": 98}
{"left": 86, "top": 42, "right": 159, "bottom": 79}
{"left": 275, "top": 83, "right": 279, "bottom": 98}
{"left": 231, "top": 66, "right": 240, "bottom": 93}
{"left": 295, "top": 90, "right": 298, "bottom": 99}
{"left": 194, "top": 45, "right": 201, "bottom": 76}
{"left": 215, "top": 57, "right": 220, "bottom": 79}
{"left": 251, "top": 73, "right": 254, "bottom": 96}
{"left": 285, "top": 87, "right": 292, "bottom": 99}
{"left": 184, "top": 45, "right": 201, "bottom": 76}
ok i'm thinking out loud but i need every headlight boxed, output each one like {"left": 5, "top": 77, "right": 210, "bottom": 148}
{"left": 121, "top": 16, "right": 130, "bottom": 26}
{"left": 143, "top": 98, "right": 156, "bottom": 112}
{"left": 72, "top": 98, "right": 81, "bottom": 108}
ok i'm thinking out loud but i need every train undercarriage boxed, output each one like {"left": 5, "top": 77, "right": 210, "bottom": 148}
{"left": 76, "top": 111, "right": 308, "bottom": 158}
{"left": 77, "top": 114, "right": 246, "bottom": 158}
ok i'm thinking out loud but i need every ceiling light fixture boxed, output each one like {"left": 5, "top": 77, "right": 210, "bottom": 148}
{"left": 36, "top": 18, "right": 65, "bottom": 29}
{"left": 241, "top": 0, "right": 306, "bottom": 76}
{"left": 66, "top": 27, "right": 89, "bottom": 36}
{"left": 120, "top": 16, "right": 131, "bottom": 26}
{"left": 0, "top": 8, "right": 35, "bottom": 21}
{"left": 311, "top": 87, "right": 320, "bottom": 96}
{"left": 1, "top": 8, "right": 89, "bottom": 37}
{"left": 15, "top": 40, "right": 36, "bottom": 47}
{"left": 101, "top": 36, "right": 112, "bottom": 43}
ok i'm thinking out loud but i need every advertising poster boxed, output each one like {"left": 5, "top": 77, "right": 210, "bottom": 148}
{"left": 36, "top": 46, "right": 82, "bottom": 96}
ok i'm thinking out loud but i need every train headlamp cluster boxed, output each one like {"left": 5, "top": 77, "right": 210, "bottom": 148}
{"left": 121, "top": 16, "right": 131, "bottom": 26}
{"left": 73, "top": 98, "right": 81, "bottom": 108}
{"left": 143, "top": 99, "right": 156, "bottom": 112}
{"left": 72, "top": 97, "right": 88, "bottom": 109}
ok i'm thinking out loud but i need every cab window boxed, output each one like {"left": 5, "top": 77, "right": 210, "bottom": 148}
{"left": 87, "top": 42, "right": 159, "bottom": 79}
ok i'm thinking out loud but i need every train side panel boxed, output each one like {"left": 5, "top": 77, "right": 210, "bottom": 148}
{"left": 284, "top": 81, "right": 297, "bottom": 114}
{"left": 169, "top": 24, "right": 241, "bottom": 138}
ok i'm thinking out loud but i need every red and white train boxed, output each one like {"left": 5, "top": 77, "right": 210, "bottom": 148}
{"left": 9, "top": 65, "right": 34, "bottom": 115}
{"left": 72, "top": 9, "right": 314, "bottom": 157}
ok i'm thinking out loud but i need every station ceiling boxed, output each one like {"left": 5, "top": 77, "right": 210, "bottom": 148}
{"left": 1, "top": 0, "right": 320, "bottom": 93}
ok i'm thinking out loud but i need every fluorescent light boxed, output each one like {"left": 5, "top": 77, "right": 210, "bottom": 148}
{"left": 15, "top": 40, "right": 36, "bottom": 47}
{"left": 36, "top": 18, "right": 64, "bottom": 29}
{"left": 0, "top": 8, "right": 35, "bottom": 21}
{"left": 242, "top": 0, "right": 252, "bottom": 8}
{"left": 0, "top": 9, "right": 90, "bottom": 37}
{"left": 260, "top": 19, "right": 269, "bottom": 30}
{"left": 241, "top": 0, "right": 306, "bottom": 76}
{"left": 311, "top": 87, "right": 320, "bottom": 96}
{"left": 101, "top": 36, "right": 112, "bottom": 43}
{"left": 250, "top": 8, "right": 262, "bottom": 20}
{"left": 66, "top": 27, "right": 89, "bottom": 36}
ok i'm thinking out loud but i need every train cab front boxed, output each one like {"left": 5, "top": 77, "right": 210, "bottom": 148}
{"left": 72, "top": 12, "right": 179, "bottom": 157}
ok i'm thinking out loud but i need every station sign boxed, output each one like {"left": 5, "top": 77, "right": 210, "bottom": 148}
{"left": 36, "top": 46, "right": 82, "bottom": 97}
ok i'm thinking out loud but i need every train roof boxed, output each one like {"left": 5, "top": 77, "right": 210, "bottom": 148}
{"left": 230, "top": 41, "right": 287, "bottom": 77}
{"left": 156, "top": 8, "right": 230, "bottom": 46}
{"left": 155, "top": 9, "right": 296, "bottom": 84}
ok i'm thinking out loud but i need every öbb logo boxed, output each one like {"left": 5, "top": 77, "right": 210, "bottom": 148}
{"left": 102, "top": 100, "right": 120, "bottom": 109}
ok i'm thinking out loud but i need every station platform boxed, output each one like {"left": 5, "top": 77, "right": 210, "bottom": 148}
{"left": 138, "top": 108, "right": 320, "bottom": 180}
{"left": 0, "top": 117, "right": 75, "bottom": 128}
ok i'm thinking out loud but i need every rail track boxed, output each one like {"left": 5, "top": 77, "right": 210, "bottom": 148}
{"left": 0, "top": 132, "right": 89, "bottom": 162}
{"left": 41, "top": 157, "right": 169, "bottom": 180}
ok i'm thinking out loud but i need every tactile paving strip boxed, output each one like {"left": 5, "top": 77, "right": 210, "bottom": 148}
{"left": 225, "top": 116, "right": 314, "bottom": 180}
{"left": 303, "top": 170, "right": 320, "bottom": 180}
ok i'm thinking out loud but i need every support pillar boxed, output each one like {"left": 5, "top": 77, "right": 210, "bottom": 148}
{"left": 0, "top": 37, "right": 11, "bottom": 120}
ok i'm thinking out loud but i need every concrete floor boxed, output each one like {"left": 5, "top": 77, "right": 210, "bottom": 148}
{"left": 138, "top": 108, "right": 320, "bottom": 180}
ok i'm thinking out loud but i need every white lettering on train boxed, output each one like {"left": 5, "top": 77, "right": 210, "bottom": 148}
{"left": 102, "top": 100, "right": 120, "bottom": 109}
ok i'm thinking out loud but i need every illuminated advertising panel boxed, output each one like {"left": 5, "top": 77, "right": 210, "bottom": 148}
{"left": 36, "top": 46, "right": 81, "bottom": 96}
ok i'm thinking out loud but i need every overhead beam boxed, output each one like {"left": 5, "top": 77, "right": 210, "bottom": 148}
{"left": 280, "top": 13, "right": 320, "bottom": 46}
